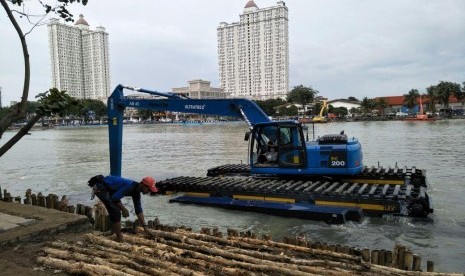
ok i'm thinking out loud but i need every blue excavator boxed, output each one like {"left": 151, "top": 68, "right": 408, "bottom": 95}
{"left": 108, "top": 85, "right": 433, "bottom": 223}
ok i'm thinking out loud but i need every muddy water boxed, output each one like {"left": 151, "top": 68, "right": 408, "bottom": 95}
{"left": 1, "top": 119, "right": 465, "bottom": 272}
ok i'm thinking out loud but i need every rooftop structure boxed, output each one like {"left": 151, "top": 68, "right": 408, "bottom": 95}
{"left": 172, "top": 79, "right": 229, "bottom": 99}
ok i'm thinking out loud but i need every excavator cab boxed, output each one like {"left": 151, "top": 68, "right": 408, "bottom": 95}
{"left": 248, "top": 121, "right": 364, "bottom": 176}
{"left": 249, "top": 122, "right": 307, "bottom": 171}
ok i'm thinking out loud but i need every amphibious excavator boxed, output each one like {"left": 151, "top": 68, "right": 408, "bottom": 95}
{"left": 108, "top": 85, "right": 433, "bottom": 223}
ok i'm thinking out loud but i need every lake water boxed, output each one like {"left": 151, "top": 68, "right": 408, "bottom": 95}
{"left": 1, "top": 119, "right": 465, "bottom": 273}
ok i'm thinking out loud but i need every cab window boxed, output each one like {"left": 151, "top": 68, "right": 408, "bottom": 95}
{"left": 251, "top": 124, "right": 305, "bottom": 168}
{"left": 277, "top": 126, "right": 305, "bottom": 167}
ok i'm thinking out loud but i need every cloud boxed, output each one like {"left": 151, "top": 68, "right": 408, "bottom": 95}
{"left": 1, "top": 0, "right": 464, "bottom": 105}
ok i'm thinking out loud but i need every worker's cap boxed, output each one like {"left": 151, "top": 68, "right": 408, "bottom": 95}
{"left": 141, "top": 176, "right": 158, "bottom": 193}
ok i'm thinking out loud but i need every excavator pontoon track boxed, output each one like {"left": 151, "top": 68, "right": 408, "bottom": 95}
{"left": 206, "top": 164, "right": 427, "bottom": 187}
{"left": 157, "top": 173, "right": 433, "bottom": 223}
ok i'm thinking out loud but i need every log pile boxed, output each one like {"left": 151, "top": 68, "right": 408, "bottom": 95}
{"left": 37, "top": 226, "right": 462, "bottom": 276}
{"left": 3, "top": 188, "right": 461, "bottom": 275}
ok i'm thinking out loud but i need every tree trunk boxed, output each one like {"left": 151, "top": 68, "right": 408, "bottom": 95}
{"left": 0, "top": 113, "right": 41, "bottom": 157}
{"left": 0, "top": 0, "right": 31, "bottom": 140}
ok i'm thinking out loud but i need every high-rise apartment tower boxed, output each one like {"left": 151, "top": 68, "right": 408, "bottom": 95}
{"left": 48, "top": 15, "right": 110, "bottom": 101}
{"left": 217, "top": 1, "right": 289, "bottom": 100}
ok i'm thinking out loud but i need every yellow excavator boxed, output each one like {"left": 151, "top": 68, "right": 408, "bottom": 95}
{"left": 312, "top": 100, "right": 328, "bottom": 123}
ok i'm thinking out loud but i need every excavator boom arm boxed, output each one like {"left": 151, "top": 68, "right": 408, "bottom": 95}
{"left": 107, "top": 85, "right": 270, "bottom": 176}
{"left": 319, "top": 100, "right": 327, "bottom": 117}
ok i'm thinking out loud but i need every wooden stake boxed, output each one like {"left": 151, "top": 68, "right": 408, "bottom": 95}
{"left": 31, "top": 194, "right": 37, "bottom": 206}
{"left": 384, "top": 250, "right": 393, "bottom": 267}
{"left": 377, "top": 249, "right": 385, "bottom": 266}
{"left": 427, "top": 260, "right": 434, "bottom": 272}
{"left": 412, "top": 254, "right": 421, "bottom": 271}
{"left": 397, "top": 246, "right": 406, "bottom": 269}
{"left": 403, "top": 251, "right": 413, "bottom": 271}
{"left": 76, "top": 203, "right": 82, "bottom": 215}
{"left": 5, "top": 192, "right": 13, "bottom": 202}
{"left": 85, "top": 206, "right": 93, "bottom": 220}
{"left": 46, "top": 194, "right": 53, "bottom": 208}
{"left": 59, "top": 195, "right": 68, "bottom": 211}
{"left": 37, "top": 193, "right": 45, "bottom": 207}
{"left": 371, "top": 250, "right": 379, "bottom": 265}
{"left": 24, "top": 189, "right": 32, "bottom": 205}
{"left": 52, "top": 194, "right": 59, "bottom": 210}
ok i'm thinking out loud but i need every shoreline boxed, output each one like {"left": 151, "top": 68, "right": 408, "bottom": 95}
{"left": 1, "top": 188, "right": 462, "bottom": 275}
{"left": 6, "top": 115, "right": 465, "bottom": 132}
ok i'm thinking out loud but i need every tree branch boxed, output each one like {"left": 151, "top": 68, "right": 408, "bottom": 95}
{"left": 0, "top": 0, "right": 31, "bottom": 138}
{"left": 0, "top": 113, "right": 41, "bottom": 157}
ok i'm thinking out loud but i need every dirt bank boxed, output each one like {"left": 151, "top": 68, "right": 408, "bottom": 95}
{"left": 0, "top": 201, "right": 91, "bottom": 276}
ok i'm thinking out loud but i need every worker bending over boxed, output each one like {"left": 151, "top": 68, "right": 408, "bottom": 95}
{"left": 88, "top": 175, "right": 158, "bottom": 242}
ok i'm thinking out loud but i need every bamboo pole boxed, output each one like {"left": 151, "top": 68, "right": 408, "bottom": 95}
{"left": 158, "top": 236, "right": 350, "bottom": 276}
{"left": 85, "top": 234, "right": 254, "bottom": 276}
{"left": 224, "top": 242, "right": 367, "bottom": 275}
{"left": 230, "top": 235, "right": 361, "bottom": 264}
{"left": 88, "top": 233, "right": 317, "bottom": 276}
{"left": 37, "top": 256, "right": 134, "bottom": 276}
{"left": 37, "top": 230, "right": 463, "bottom": 276}
{"left": 143, "top": 228, "right": 372, "bottom": 276}
{"left": 162, "top": 228, "right": 358, "bottom": 265}
{"left": 50, "top": 241, "right": 195, "bottom": 276}
{"left": 43, "top": 247, "right": 150, "bottom": 276}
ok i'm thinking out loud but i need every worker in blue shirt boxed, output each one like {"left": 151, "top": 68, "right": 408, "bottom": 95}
{"left": 89, "top": 175, "right": 158, "bottom": 242}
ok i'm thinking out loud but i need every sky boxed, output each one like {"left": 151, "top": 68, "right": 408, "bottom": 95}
{"left": 1, "top": 0, "right": 465, "bottom": 106}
